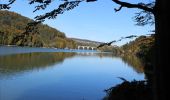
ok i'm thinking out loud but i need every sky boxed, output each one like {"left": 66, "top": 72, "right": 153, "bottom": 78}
{"left": 1, "top": 0, "right": 154, "bottom": 46}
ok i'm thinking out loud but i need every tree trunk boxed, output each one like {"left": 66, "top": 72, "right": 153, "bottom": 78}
{"left": 154, "top": 0, "right": 169, "bottom": 100}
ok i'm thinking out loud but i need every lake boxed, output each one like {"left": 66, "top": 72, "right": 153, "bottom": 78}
{"left": 0, "top": 46, "right": 145, "bottom": 100}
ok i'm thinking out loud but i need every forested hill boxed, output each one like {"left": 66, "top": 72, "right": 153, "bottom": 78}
{"left": 0, "top": 10, "right": 76, "bottom": 48}
{"left": 121, "top": 35, "right": 155, "bottom": 62}
{"left": 69, "top": 38, "right": 103, "bottom": 46}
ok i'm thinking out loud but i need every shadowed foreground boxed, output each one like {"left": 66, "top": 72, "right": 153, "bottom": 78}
{"left": 103, "top": 80, "right": 153, "bottom": 100}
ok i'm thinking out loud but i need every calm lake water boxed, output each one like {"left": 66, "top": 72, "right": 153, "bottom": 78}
{"left": 0, "top": 46, "right": 145, "bottom": 100}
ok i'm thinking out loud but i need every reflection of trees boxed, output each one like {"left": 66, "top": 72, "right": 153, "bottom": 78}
{"left": 0, "top": 52, "right": 75, "bottom": 76}
{"left": 0, "top": 51, "right": 145, "bottom": 79}
{"left": 76, "top": 52, "right": 144, "bottom": 74}
{"left": 121, "top": 55, "right": 144, "bottom": 73}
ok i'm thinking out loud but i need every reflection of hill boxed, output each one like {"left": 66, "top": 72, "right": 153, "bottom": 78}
{"left": 75, "top": 52, "right": 144, "bottom": 73}
{"left": 121, "top": 55, "right": 144, "bottom": 73}
{"left": 76, "top": 52, "right": 144, "bottom": 74}
{"left": 0, "top": 52, "right": 75, "bottom": 76}
{"left": 0, "top": 51, "right": 144, "bottom": 78}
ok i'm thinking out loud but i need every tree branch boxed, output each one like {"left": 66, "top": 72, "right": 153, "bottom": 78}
{"left": 112, "top": 0, "right": 154, "bottom": 13}
{"left": 114, "top": 5, "right": 123, "bottom": 12}
{"left": 0, "top": 0, "right": 16, "bottom": 10}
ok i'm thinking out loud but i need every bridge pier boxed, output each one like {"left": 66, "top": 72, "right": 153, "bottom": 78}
{"left": 77, "top": 46, "right": 96, "bottom": 50}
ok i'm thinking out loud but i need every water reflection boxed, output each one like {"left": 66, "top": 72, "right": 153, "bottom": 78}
{"left": 121, "top": 55, "right": 144, "bottom": 73}
{"left": 0, "top": 48, "right": 145, "bottom": 100}
{"left": 0, "top": 52, "right": 75, "bottom": 77}
{"left": 0, "top": 51, "right": 144, "bottom": 78}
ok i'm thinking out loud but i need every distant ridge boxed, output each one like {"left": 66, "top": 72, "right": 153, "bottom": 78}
{"left": 69, "top": 38, "right": 104, "bottom": 47}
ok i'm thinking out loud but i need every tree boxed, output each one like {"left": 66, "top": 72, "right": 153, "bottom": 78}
{"left": 0, "top": 0, "right": 169, "bottom": 100}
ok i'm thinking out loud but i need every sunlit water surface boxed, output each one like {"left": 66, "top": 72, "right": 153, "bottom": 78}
{"left": 0, "top": 46, "right": 144, "bottom": 100}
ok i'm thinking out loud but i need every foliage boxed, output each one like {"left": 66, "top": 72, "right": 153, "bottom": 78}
{"left": 0, "top": 0, "right": 155, "bottom": 29}
{"left": 98, "top": 45, "right": 120, "bottom": 53}
{"left": 121, "top": 35, "right": 155, "bottom": 84}
{"left": 0, "top": 10, "right": 76, "bottom": 48}
{"left": 121, "top": 35, "right": 155, "bottom": 58}
{"left": 103, "top": 80, "right": 153, "bottom": 100}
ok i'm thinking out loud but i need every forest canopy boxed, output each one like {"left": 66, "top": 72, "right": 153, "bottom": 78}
{"left": 0, "top": 10, "right": 76, "bottom": 48}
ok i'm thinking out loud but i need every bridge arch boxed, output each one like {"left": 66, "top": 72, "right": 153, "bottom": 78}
{"left": 77, "top": 46, "right": 96, "bottom": 50}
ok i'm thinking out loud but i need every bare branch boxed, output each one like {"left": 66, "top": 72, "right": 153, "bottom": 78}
{"left": 114, "top": 5, "right": 123, "bottom": 12}
{"left": 86, "top": 0, "right": 97, "bottom": 2}
{"left": 112, "top": 0, "right": 154, "bottom": 13}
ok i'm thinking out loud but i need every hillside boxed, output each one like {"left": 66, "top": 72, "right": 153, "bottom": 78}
{"left": 70, "top": 38, "right": 120, "bottom": 52}
{"left": 121, "top": 34, "right": 155, "bottom": 63}
{"left": 0, "top": 10, "right": 76, "bottom": 48}
{"left": 70, "top": 38, "right": 103, "bottom": 46}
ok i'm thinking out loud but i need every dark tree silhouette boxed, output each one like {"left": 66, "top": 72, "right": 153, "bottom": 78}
{"left": 97, "top": 40, "right": 116, "bottom": 48}
{"left": 0, "top": 0, "right": 169, "bottom": 100}
{"left": 0, "top": 0, "right": 15, "bottom": 9}
{"left": 97, "top": 35, "right": 138, "bottom": 48}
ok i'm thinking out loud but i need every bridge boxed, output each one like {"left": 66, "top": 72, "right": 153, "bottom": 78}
{"left": 77, "top": 46, "right": 96, "bottom": 50}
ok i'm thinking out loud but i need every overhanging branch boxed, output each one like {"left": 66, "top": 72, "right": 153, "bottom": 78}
{"left": 0, "top": 0, "right": 16, "bottom": 10}
{"left": 112, "top": 0, "right": 154, "bottom": 13}
{"left": 114, "top": 5, "right": 123, "bottom": 12}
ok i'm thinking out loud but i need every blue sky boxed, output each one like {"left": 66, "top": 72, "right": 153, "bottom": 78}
{"left": 5, "top": 0, "right": 154, "bottom": 46}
